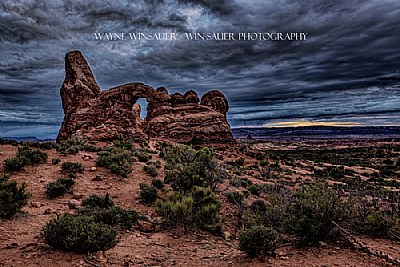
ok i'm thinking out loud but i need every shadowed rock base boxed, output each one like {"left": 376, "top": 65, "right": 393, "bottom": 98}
{"left": 57, "top": 51, "right": 234, "bottom": 144}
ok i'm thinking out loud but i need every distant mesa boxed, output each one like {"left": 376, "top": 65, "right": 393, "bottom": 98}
{"left": 57, "top": 50, "right": 234, "bottom": 143}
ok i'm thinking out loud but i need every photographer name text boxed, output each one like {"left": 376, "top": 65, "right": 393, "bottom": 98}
{"left": 94, "top": 32, "right": 308, "bottom": 41}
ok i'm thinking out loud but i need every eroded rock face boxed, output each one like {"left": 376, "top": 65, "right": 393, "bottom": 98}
{"left": 57, "top": 51, "right": 234, "bottom": 143}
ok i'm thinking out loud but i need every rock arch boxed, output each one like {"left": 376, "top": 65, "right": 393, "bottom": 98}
{"left": 57, "top": 51, "right": 234, "bottom": 143}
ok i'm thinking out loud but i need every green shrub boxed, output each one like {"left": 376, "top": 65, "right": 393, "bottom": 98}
{"left": 135, "top": 150, "right": 152, "bottom": 163}
{"left": 79, "top": 194, "right": 138, "bottom": 230}
{"left": 82, "top": 193, "right": 114, "bottom": 209}
{"left": 229, "top": 178, "right": 241, "bottom": 188}
{"left": 164, "top": 145, "right": 225, "bottom": 191}
{"left": 250, "top": 199, "right": 268, "bottom": 213}
{"left": 156, "top": 186, "right": 221, "bottom": 233}
{"left": 144, "top": 164, "right": 158, "bottom": 177}
{"left": 41, "top": 214, "right": 117, "bottom": 253}
{"left": 187, "top": 135, "right": 205, "bottom": 147}
{"left": 52, "top": 158, "right": 61, "bottom": 165}
{"left": 151, "top": 178, "right": 164, "bottom": 190}
{"left": 240, "top": 178, "right": 253, "bottom": 188}
{"left": 92, "top": 206, "right": 138, "bottom": 230}
{"left": 112, "top": 136, "right": 134, "bottom": 150}
{"left": 0, "top": 138, "right": 19, "bottom": 146}
{"left": 248, "top": 184, "right": 261, "bottom": 196}
{"left": 156, "top": 192, "right": 193, "bottom": 233}
{"left": 362, "top": 210, "right": 395, "bottom": 237}
{"left": 284, "top": 182, "right": 349, "bottom": 245}
{"left": 239, "top": 226, "right": 279, "bottom": 259}
{"left": 245, "top": 194, "right": 288, "bottom": 230}
{"left": 45, "top": 181, "right": 67, "bottom": 199}
{"left": 235, "top": 157, "right": 245, "bottom": 166}
{"left": 24, "top": 141, "right": 57, "bottom": 150}
{"left": 139, "top": 183, "right": 157, "bottom": 204}
{"left": 97, "top": 149, "right": 133, "bottom": 177}
{"left": 16, "top": 147, "right": 48, "bottom": 165}
{"left": 61, "top": 162, "right": 84, "bottom": 177}
{"left": 57, "top": 138, "right": 101, "bottom": 155}
{"left": 0, "top": 180, "right": 30, "bottom": 218}
{"left": 3, "top": 147, "right": 48, "bottom": 173}
{"left": 45, "top": 178, "right": 75, "bottom": 198}
{"left": 150, "top": 160, "right": 162, "bottom": 169}
{"left": 80, "top": 205, "right": 138, "bottom": 230}
{"left": 225, "top": 191, "right": 244, "bottom": 206}
{"left": 256, "top": 153, "right": 265, "bottom": 161}
{"left": 4, "top": 157, "right": 26, "bottom": 173}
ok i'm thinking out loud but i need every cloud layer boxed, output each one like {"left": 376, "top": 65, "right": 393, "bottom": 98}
{"left": 1, "top": 0, "right": 400, "bottom": 137}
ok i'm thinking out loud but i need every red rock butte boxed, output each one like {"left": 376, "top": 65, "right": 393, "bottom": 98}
{"left": 57, "top": 51, "right": 235, "bottom": 143}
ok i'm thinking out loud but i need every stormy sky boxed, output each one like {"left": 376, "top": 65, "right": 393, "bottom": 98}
{"left": 1, "top": 0, "right": 400, "bottom": 138}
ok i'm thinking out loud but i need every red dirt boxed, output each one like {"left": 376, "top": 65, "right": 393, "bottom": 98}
{"left": 0, "top": 143, "right": 398, "bottom": 266}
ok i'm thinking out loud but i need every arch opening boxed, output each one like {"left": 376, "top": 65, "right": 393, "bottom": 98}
{"left": 136, "top": 98, "right": 148, "bottom": 120}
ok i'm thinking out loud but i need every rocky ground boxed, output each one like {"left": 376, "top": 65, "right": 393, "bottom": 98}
{"left": 0, "top": 139, "right": 399, "bottom": 267}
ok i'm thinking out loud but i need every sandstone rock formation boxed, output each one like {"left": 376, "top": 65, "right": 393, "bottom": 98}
{"left": 57, "top": 51, "right": 234, "bottom": 143}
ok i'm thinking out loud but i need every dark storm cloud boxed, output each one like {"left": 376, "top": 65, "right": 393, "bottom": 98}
{"left": 1, "top": 0, "right": 400, "bottom": 138}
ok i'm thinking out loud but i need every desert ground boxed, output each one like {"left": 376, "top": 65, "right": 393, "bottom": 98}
{"left": 1, "top": 137, "right": 400, "bottom": 266}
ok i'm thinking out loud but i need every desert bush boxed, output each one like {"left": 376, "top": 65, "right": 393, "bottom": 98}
{"left": 229, "top": 178, "right": 242, "bottom": 188}
{"left": 45, "top": 178, "right": 75, "bottom": 198}
{"left": 16, "top": 147, "right": 48, "bottom": 164}
{"left": 240, "top": 178, "right": 253, "bottom": 188}
{"left": 52, "top": 158, "right": 61, "bottom": 165}
{"left": 0, "top": 138, "right": 19, "bottom": 146}
{"left": 97, "top": 148, "right": 134, "bottom": 178}
{"left": 187, "top": 135, "right": 205, "bottom": 147}
{"left": 239, "top": 226, "right": 280, "bottom": 259}
{"left": 256, "top": 153, "right": 265, "bottom": 161}
{"left": 156, "top": 186, "right": 221, "bottom": 233}
{"left": 362, "top": 210, "right": 396, "bottom": 237}
{"left": 144, "top": 164, "right": 158, "bottom": 177}
{"left": 57, "top": 138, "right": 100, "bottom": 155}
{"left": 3, "top": 147, "right": 48, "bottom": 173}
{"left": 79, "top": 194, "right": 138, "bottom": 230}
{"left": 164, "top": 145, "right": 225, "bottom": 191}
{"left": 350, "top": 192, "right": 399, "bottom": 238}
{"left": 250, "top": 199, "right": 268, "bottom": 213}
{"left": 248, "top": 184, "right": 262, "bottom": 196}
{"left": 135, "top": 150, "right": 152, "bottom": 162}
{"left": 139, "top": 183, "right": 157, "bottom": 204}
{"left": 284, "top": 182, "right": 349, "bottom": 245}
{"left": 244, "top": 194, "right": 289, "bottom": 231}
{"left": 24, "top": 141, "right": 57, "bottom": 150}
{"left": 61, "top": 162, "right": 84, "bottom": 178}
{"left": 3, "top": 157, "right": 26, "bottom": 173}
{"left": 156, "top": 192, "right": 193, "bottom": 233}
{"left": 0, "top": 180, "right": 29, "bottom": 218}
{"left": 41, "top": 214, "right": 117, "bottom": 253}
{"left": 235, "top": 157, "right": 245, "bottom": 166}
{"left": 112, "top": 136, "right": 134, "bottom": 150}
{"left": 151, "top": 178, "right": 164, "bottom": 190}
{"left": 225, "top": 191, "right": 244, "bottom": 206}
{"left": 91, "top": 206, "right": 138, "bottom": 230}
{"left": 150, "top": 160, "right": 162, "bottom": 169}
{"left": 82, "top": 193, "right": 114, "bottom": 209}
